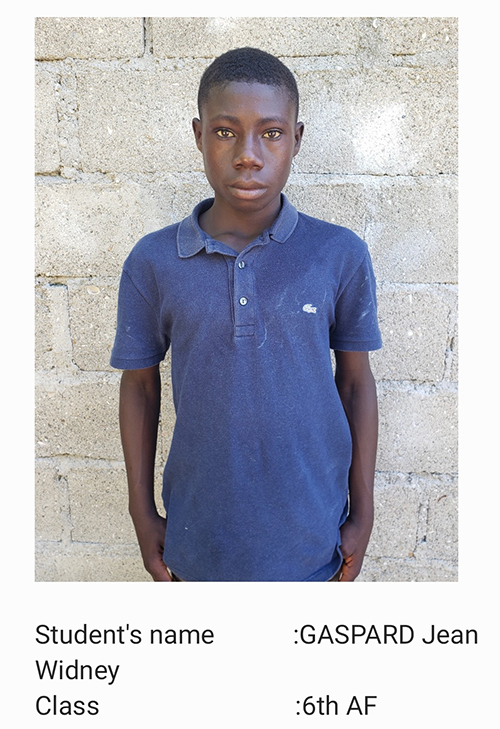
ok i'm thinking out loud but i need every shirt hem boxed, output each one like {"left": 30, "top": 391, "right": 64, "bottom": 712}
{"left": 166, "top": 560, "right": 342, "bottom": 583}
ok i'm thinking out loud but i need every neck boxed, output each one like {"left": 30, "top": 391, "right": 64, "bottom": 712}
{"left": 199, "top": 196, "right": 282, "bottom": 253}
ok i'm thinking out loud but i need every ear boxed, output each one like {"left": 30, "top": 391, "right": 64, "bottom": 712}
{"left": 192, "top": 118, "right": 203, "bottom": 152}
{"left": 293, "top": 121, "right": 304, "bottom": 156}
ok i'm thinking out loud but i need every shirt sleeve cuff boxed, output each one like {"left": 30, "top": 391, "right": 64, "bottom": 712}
{"left": 330, "top": 337, "right": 383, "bottom": 352}
{"left": 109, "top": 352, "right": 166, "bottom": 370}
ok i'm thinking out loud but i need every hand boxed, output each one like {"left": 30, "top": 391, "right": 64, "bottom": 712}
{"left": 338, "top": 515, "right": 373, "bottom": 582}
{"left": 133, "top": 512, "right": 172, "bottom": 582}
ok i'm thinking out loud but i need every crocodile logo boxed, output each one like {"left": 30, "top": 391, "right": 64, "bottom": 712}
{"left": 302, "top": 304, "right": 317, "bottom": 314}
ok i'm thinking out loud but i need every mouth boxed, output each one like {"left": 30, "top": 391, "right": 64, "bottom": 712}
{"left": 228, "top": 183, "right": 267, "bottom": 199}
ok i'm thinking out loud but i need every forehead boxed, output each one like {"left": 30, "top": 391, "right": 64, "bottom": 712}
{"left": 200, "top": 81, "right": 296, "bottom": 121}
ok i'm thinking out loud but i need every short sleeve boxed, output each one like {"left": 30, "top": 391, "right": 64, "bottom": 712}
{"left": 329, "top": 250, "right": 382, "bottom": 352}
{"left": 110, "top": 268, "right": 170, "bottom": 370}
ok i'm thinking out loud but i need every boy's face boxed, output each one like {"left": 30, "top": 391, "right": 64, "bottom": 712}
{"left": 193, "top": 82, "right": 304, "bottom": 216}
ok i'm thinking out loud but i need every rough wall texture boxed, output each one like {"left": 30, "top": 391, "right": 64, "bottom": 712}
{"left": 35, "top": 17, "right": 458, "bottom": 582}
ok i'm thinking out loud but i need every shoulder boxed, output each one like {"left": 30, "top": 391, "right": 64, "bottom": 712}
{"left": 117, "top": 222, "right": 181, "bottom": 302}
{"left": 295, "top": 211, "right": 369, "bottom": 264}
{"left": 124, "top": 221, "right": 180, "bottom": 270}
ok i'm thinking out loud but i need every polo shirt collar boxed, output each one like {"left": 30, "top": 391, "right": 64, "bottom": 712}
{"left": 177, "top": 193, "right": 299, "bottom": 258}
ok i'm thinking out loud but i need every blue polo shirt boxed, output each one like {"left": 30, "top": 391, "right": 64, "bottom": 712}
{"left": 111, "top": 195, "right": 382, "bottom": 581}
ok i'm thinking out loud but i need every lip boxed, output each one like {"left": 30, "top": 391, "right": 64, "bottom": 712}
{"left": 230, "top": 181, "right": 266, "bottom": 189}
{"left": 228, "top": 182, "right": 267, "bottom": 199}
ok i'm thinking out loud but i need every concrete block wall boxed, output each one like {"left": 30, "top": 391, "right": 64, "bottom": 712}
{"left": 35, "top": 17, "right": 458, "bottom": 581}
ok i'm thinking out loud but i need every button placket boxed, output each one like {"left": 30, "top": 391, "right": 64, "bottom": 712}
{"left": 234, "top": 255, "right": 255, "bottom": 337}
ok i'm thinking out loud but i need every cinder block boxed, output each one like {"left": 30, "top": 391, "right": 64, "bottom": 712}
{"left": 293, "top": 64, "right": 457, "bottom": 175}
{"left": 131, "top": 175, "right": 213, "bottom": 233}
{"left": 66, "top": 461, "right": 166, "bottom": 545}
{"left": 35, "top": 376, "right": 121, "bottom": 460}
{"left": 35, "top": 543, "right": 149, "bottom": 581}
{"left": 367, "top": 473, "right": 458, "bottom": 567}
{"left": 374, "top": 17, "right": 458, "bottom": 56}
{"left": 367, "top": 473, "right": 420, "bottom": 558}
{"left": 418, "top": 478, "right": 458, "bottom": 562}
{"left": 66, "top": 463, "right": 134, "bottom": 544}
{"left": 284, "top": 176, "right": 367, "bottom": 237}
{"left": 286, "top": 176, "right": 457, "bottom": 287}
{"left": 35, "top": 17, "right": 144, "bottom": 60}
{"left": 151, "top": 17, "right": 361, "bottom": 58}
{"left": 377, "top": 383, "right": 457, "bottom": 473}
{"left": 35, "top": 181, "right": 147, "bottom": 277}
{"left": 54, "top": 71, "right": 81, "bottom": 171}
{"left": 35, "top": 68, "right": 60, "bottom": 173}
{"left": 35, "top": 283, "right": 73, "bottom": 371}
{"left": 77, "top": 64, "right": 205, "bottom": 174}
{"left": 365, "top": 177, "right": 457, "bottom": 284}
{"left": 76, "top": 65, "right": 456, "bottom": 178}
{"left": 68, "top": 282, "right": 118, "bottom": 372}
{"left": 449, "top": 319, "right": 458, "bottom": 382}
{"left": 34, "top": 176, "right": 215, "bottom": 277}
{"left": 35, "top": 461, "right": 66, "bottom": 541}
{"left": 35, "top": 285, "right": 54, "bottom": 370}
{"left": 370, "top": 286, "right": 451, "bottom": 382}
{"left": 359, "top": 556, "right": 457, "bottom": 582}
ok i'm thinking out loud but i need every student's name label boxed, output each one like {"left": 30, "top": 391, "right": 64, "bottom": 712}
{"left": 34, "top": 623, "right": 215, "bottom": 717}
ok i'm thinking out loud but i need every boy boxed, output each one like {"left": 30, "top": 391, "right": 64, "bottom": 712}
{"left": 110, "top": 47, "right": 382, "bottom": 582}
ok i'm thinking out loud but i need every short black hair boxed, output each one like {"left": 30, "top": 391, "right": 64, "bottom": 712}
{"left": 198, "top": 47, "right": 299, "bottom": 119}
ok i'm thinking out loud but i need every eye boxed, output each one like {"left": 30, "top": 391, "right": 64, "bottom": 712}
{"left": 215, "top": 128, "right": 235, "bottom": 138}
{"left": 263, "top": 129, "right": 282, "bottom": 140}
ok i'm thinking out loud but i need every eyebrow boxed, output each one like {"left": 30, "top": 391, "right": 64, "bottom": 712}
{"left": 208, "top": 114, "right": 289, "bottom": 126}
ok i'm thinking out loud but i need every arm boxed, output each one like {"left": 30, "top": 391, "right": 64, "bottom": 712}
{"left": 334, "top": 350, "right": 378, "bottom": 582}
{"left": 119, "top": 365, "right": 172, "bottom": 581}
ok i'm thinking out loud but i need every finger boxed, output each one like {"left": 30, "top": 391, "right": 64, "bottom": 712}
{"left": 338, "top": 558, "right": 356, "bottom": 582}
{"left": 148, "top": 558, "right": 172, "bottom": 581}
{"left": 152, "top": 568, "right": 172, "bottom": 582}
{"left": 339, "top": 570, "right": 355, "bottom": 582}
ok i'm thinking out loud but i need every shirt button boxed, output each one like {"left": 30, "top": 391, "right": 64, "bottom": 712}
{"left": 239, "top": 297, "right": 248, "bottom": 306}
{"left": 238, "top": 260, "right": 246, "bottom": 269}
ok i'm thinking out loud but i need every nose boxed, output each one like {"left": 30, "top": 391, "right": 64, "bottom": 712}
{"left": 233, "top": 134, "right": 263, "bottom": 169}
